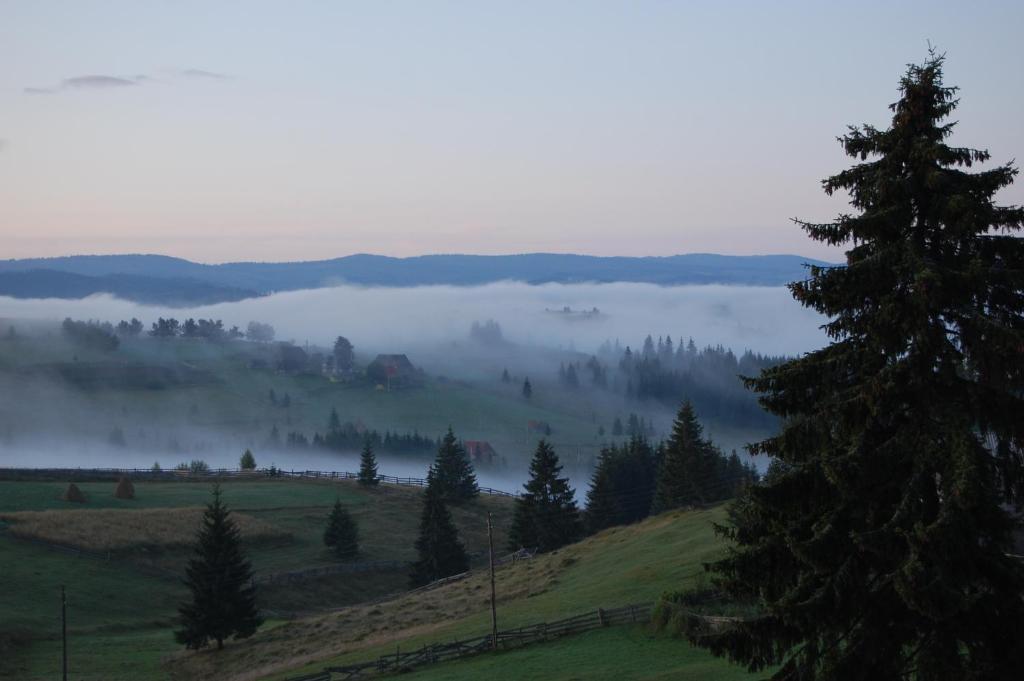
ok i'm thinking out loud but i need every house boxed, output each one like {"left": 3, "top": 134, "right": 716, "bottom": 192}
{"left": 464, "top": 440, "right": 498, "bottom": 466}
{"left": 366, "top": 354, "right": 419, "bottom": 387}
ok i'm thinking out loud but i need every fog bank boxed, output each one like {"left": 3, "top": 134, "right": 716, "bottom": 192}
{"left": 0, "top": 282, "right": 826, "bottom": 356}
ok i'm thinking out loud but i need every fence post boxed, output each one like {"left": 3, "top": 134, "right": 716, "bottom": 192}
{"left": 598, "top": 608, "right": 606, "bottom": 627}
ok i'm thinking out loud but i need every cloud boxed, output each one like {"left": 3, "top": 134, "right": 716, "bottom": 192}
{"left": 61, "top": 75, "right": 138, "bottom": 89}
{"left": 23, "top": 69, "right": 228, "bottom": 95}
{"left": 181, "top": 68, "right": 230, "bottom": 80}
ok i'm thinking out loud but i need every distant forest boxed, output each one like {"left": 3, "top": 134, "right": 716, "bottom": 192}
{"left": 573, "top": 335, "right": 786, "bottom": 428}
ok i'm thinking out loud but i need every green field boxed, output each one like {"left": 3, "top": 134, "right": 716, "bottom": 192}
{"left": 0, "top": 477, "right": 514, "bottom": 680}
{"left": 157, "top": 506, "right": 756, "bottom": 681}
{"left": 398, "top": 625, "right": 751, "bottom": 681}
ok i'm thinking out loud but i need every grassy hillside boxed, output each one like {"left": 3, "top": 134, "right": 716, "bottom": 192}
{"left": 0, "top": 332, "right": 626, "bottom": 472}
{"left": 160, "top": 505, "right": 754, "bottom": 681}
{"left": 0, "top": 477, "right": 513, "bottom": 680}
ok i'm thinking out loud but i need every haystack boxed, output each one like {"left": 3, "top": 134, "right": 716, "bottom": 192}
{"left": 114, "top": 477, "right": 135, "bottom": 500}
{"left": 63, "top": 483, "right": 87, "bottom": 503}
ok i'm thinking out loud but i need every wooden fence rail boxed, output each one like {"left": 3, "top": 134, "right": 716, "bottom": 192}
{"left": 0, "top": 467, "right": 518, "bottom": 497}
{"left": 290, "top": 603, "right": 653, "bottom": 680}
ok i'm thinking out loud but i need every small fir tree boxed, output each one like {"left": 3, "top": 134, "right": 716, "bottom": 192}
{"left": 175, "top": 485, "right": 262, "bottom": 650}
{"left": 358, "top": 440, "right": 379, "bottom": 486}
{"left": 239, "top": 449, "right": 256, "bottom": 470}
{"left": 521, "top": 377, "right": 532, "bottom": 399}
{"left": 508, "top": 440, "right": 581, "bottom": 552}
{"left": 409, "top": 469, "right": 469, "bottom": 587}
{"left": 323, "top": 499, "right": 359, "bottom": 559}
{"left": 431, "top": 427, "right": 478, "bottom": 502}
{"left": 652, "top": 402, "right": 719, "bottom": 512}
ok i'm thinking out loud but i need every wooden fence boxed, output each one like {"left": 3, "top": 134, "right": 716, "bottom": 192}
{"left": 0, "top": 467, "right": 518, "bottom": 497}
{"left": 287, "top": 602, "right": 652, "bottom": 680}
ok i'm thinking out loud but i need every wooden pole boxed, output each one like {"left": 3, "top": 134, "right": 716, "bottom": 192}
{"left": 61, "top": 585, "right": 68, "bottom": 681}
{"left": 487, "top": 512, "right": 498, "bottom": 649}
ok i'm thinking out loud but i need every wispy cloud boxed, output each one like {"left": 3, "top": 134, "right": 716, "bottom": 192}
{"left": 61, "top": 75, "right": 138, "bottom": 89}
{"left": 181, "top": 68, "right": 230, "bottom": 80}
{"left": 24, "top": 69, "right": 230, "bottom": 95}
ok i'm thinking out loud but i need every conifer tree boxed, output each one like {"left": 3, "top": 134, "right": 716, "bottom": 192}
{"left": 652, "top": 402, "right": 719, "bottom": 512}
{"left": 409, "top": 469, "right": 469, "bottom": 587}
{"left": 357, "top": 440, "right": 379, "bottom": 486}
{"left": 584, "top": 437, "right": 658, "bottom": 532}
{"left": 176, "top": 485, "right": 262, "bottom": 650}
{"left": 521, "top": 377, "right": 532, "bottom": 399}
{"left": 431, "top": 427, "right": 478, "bottom": 502}
{"left": 583, "top": 452, "right": 620, "bottom": 534}
{"left": 239, "top": 449, "right": 256, "bottom": 470}
{"left": 508, "top": 440, "right": 581, "bottom": 552}
{"left": 693, "top": 54, "right": 1024, "bottom": 679}
{"left": 323, "top": 499, "right": 359, "bottom": 559}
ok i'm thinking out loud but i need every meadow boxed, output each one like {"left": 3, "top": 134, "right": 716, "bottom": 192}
{"left": 0, "top": 476, "right": 514, "bottom": 680}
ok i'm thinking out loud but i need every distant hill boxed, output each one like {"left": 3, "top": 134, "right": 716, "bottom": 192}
{"left": 0, "top": 253, "right": 835, "bottom": 305}
{"left": 0, "top": 269, "right": 259, "bottom": 305}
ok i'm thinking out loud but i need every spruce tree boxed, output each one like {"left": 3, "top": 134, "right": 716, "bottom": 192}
{"left": 176, "top": 485, "right": 262, "bottom": 650}
{"left": 521, "top": 377, "right": 532, "bottom": 399}
{"left": 652, "top": 402, "right": 719, "bottom": 512}
{"left": 508, "top": 440, "right": 581, "bottom": 552}
{"left": 239, "top": 449, "right": 256, "bottom": 470}
{"left": 584, "top": 437, "right": 658, "bottom": 532}
{"left": 323, "top": 499, "right": 359, "bottom": 560}
{"left": 431, "top": 427, "right": 478, "bottom": 502}
{"left": 409, "top": 469, "right": 469, "bottom": 587}
{"left": 358, "top": 440, "right": 379, "bottom": 486}
{"left": 694, "top": 54, "right": 1024, "bottom": 679}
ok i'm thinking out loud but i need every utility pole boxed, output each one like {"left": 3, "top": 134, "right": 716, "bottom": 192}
{"left": 487, "top": 512, "right": 498, "bottom": 649}
{"left": 61, "top": 585, "right": 68, "bottom": 681}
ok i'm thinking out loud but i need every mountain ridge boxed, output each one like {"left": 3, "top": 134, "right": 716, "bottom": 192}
{"left": 0, "top": 253, "right": 837, "bottom": 306}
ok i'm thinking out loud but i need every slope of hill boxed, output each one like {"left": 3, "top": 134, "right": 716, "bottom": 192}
{"left": 0, "top": 269, "right": 259, "bottom": 305}
{"left": 0, "top": 253, "right": 835, "bottom": 304}
{"left": 0, "top": 476, "right": 514, "bottom": 681}
{"left": 166, "top": 506, "right": 755, "bottom": 681}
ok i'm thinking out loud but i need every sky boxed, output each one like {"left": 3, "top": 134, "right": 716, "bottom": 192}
{"left": 1, "top": 1, "right": 1022, "bottom": 263}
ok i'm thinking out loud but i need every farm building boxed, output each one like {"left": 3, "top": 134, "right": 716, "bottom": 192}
{"left": 464, "top": 440, "right": 499, "bottom": 466}
{"left": 366, "top": 353, "right": 419, "bottom": 387}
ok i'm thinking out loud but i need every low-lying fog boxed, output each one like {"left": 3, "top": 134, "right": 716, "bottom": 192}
{"left": 0, "top": 281, "right": 826, "bottom": 356}
{"left": 0, "top": 282, "right": 828, "bottom": 492}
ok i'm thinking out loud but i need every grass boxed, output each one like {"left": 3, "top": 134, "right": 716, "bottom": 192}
{"left": 397, "top": 625, "right": 753, "bottom": 681}
{"left": 164, "top": 505, "right": 737, "bottom": 681}
{"left": 0, "top": 477, "right": 514, "bottom": 681}
{"left": 0, "top": 507, "right": 290, "bottom": 552}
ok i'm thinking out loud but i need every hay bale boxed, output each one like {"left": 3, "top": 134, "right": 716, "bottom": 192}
{"left": 114, "top": 477, "right": 135, "bottom": 500}
{"left": 63, "top": 483, "right": 87, "bottom": 503}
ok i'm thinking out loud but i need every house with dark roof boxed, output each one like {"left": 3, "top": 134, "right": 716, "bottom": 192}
{"left": 366, "top": 353, "right": 419, "bottom": 388}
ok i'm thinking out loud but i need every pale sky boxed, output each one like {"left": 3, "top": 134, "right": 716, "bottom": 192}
{"left": 1, "top": 1, "right": 1021, "bottom": 263}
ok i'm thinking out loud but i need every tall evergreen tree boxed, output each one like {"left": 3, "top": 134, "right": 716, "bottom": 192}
{"left": 358, "top": 440, "right": 379, "bottom": 486}
{"left": 409, "top": 469, "right": 469, "bottom": 587}
{"left": 323, "top": 499, "right": 359, "bottom": 559}
{"left": 652, "top": 401, "right": 720, "bottom": 512}
{"left": 431, "top": 427, "right": 478, "bottom": 502}
{"left": 584, "top": 436, "right": 659, "bottom": 533}
{"left": 692, "top": 55, "right": 1024, "bottom": 679}
{"left": 508, "top": 440, "right": 581, "bottom": 552}
{"left": 175, "top": 485, "right": 262, "bottom": 650}
{"left": 522, "top": 377, "right": 532, "bottom": 399}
